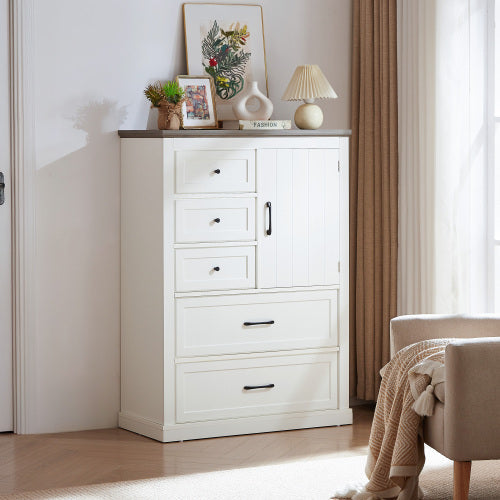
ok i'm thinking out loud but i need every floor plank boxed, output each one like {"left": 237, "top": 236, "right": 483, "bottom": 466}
{"left": 0, "top": 405, "right": 374, "bottom": 495}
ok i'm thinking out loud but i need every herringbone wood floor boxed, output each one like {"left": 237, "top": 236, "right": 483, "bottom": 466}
{"left": 0, "top": 405, "right": 374, "bottom": 496}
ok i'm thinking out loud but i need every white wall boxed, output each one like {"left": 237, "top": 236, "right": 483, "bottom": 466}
{"left": 0, "top": 0, "right": 13, "bottom": 432}
{"left": 31, "top": 0, "right": 352, "bottom": 433}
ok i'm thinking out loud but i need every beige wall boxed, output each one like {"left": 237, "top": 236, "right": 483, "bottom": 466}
{"left": 31, "top": 0, "right": 352, "bottom": 432}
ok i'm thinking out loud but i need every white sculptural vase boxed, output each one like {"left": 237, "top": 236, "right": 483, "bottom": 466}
{"left": 232, "top": 81, "right": 273, "bottom": 120}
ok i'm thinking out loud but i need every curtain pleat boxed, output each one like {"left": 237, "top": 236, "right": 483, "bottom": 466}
{"left": 350, "top": 0, "right": 398, "bottom": 400}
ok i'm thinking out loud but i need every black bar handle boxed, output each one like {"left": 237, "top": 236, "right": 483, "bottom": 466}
{"left": 213, "top": 218, "right": 221, "bottom": 223}
{"left": 243, "top": 320, "right": 275, "bottom": 326}
{"left": 0, "top": 172, "right": 4, "bottom": 206}
{"left": 244, "top": 384, "right": 275, "bottom": 390}
{"left": 213, "top": 266, "right": 220, "bottom": 272}
{"left": 214, "top": 168, "right": 221, "bottom": 174}
{"left": 266, "top": 201, "right": 272, "bottom": 235}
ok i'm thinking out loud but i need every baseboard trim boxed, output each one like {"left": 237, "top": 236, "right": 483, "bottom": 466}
{"left": 119, "top": 408, "right": 353, "bottom": 442}
{"left": 119, "top": 412, "right": 166, "bottom": 441}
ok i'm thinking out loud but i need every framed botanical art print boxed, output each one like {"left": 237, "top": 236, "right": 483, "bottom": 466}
{"left": 183, "top": 3, "right": 268, "bottom": 120}
{"left": 176, "top": 75, "right": 218, "bottom": 129}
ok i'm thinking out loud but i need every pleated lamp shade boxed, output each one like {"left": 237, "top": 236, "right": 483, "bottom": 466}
{"left": 281, "top": 65, "right": 338, "bottom": 101}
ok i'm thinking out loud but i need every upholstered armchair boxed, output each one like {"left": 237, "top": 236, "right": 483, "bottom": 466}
{"left": 390, "top": 314, "right": 500, "bottom": 500}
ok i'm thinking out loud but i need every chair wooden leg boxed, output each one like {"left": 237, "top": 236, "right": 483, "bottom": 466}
{"left": 453, "top": 461, "right": 471, "bottom": 500}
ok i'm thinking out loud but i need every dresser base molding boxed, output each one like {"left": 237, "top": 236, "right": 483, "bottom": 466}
{"left": 119, "top": 408, "right": 353, "bottom": 443}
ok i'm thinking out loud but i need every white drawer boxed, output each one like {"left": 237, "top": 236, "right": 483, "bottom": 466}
{"left": 175, "top": 198, "right": 256, "bottom": 243}
{"left": 175, "top": 246, "right": 255, "bottom": 292}
{"left": 176, "top": 353, "right": 338, "bottom": 423}
{"left": 176, "top": 290, "right": 338, "bottom": 356}
{"left": 175, "top": 150, "right": 255, "bottom": 193}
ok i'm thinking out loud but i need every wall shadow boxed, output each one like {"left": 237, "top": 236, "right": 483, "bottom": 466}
{"left": 34, "top": 99, "right": 126, "bottom": 432}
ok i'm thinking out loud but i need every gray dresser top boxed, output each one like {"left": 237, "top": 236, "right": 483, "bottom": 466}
{"left": 118, "top": 129, "right": 352, "bottom": 138}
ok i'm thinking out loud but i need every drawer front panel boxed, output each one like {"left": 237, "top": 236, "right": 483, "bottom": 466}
{"left": 176, "top": 246, "right": 255, "bottom": 292}
{"left": 176, "top": 290, "right": 338, "bottom": 356}
{"left": 176, "top": 353, "right": 338, "bottom": 422}
{"left": 175, "top": 150, "right": 255, "bottom": 193}
{"left": 175, "top": 198, "right": 256, "bottom": 243}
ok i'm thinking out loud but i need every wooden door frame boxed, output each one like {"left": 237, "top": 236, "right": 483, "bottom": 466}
{"left": 9, "top": 0, "right": 35, "bottom": 434}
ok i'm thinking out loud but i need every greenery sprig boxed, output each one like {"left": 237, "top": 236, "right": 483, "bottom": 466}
{"left": 144, "top": 81, "right": 164, "bottom": 107}
{"left": 163, "top": 81, "right": 185, "bottom": 104}
{"left": 144, "top": 80, "right": 185, "bottom": 107}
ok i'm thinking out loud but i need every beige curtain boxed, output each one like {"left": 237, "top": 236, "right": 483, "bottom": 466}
{"left": 350, "top": 0, "right": 398, "bottom": 401}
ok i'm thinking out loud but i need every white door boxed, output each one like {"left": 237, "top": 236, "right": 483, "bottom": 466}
{"left": 0, "top": 0, "right": 13, "bottom": 432}
{"left": 257, "top": 148, "right": 340, "bottom": 289}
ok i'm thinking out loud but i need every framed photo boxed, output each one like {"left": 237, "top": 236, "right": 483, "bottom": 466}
{"left": 176, "top": 75, "right": 218, "bottom": 129}
{"left": 183, "top": 3, "right": 268, "bottom": 120}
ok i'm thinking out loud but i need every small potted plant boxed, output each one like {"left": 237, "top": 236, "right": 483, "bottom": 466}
{"left": 144, "top": 80, "right": 185, "bottom": 130}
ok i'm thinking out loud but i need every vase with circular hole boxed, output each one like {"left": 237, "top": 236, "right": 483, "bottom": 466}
{"left": 157, "top": 101, "right": 182, "bottom": 130}
{"left": 232, "top": 81, "right": 273, "bottom": 121}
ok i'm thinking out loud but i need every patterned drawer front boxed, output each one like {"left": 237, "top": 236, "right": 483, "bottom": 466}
{"left": 175, "top": 198, "right": 256, "bottom": 243}
{"left": 175, "top": 246, "right": 255, "bottom": 292}
{"left": 176, "top": 353, "right": 338, "bottom": 423}
{"left": 175, "top": 150, "right": 255, "bottom": 193}
{"left": 176, "top": 290, "right": 338, "bottom": 356}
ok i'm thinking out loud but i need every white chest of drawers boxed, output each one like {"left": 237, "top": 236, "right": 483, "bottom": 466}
{"left": 118, "top": 130, "right": 352, "bottom": 442}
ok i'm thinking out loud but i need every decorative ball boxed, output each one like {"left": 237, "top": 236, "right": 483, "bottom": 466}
{"left": 294, "top": 103, "right": 324, "bottom": 130}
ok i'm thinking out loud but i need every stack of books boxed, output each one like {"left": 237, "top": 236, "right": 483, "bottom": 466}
{"left": 239, "top": 120, "right": 291, "bottom": 130}
{"left": 221, "top": 120, "right": 292, "bottom": 130}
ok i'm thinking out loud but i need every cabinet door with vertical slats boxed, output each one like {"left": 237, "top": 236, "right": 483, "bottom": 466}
{"left": 257, "top": 149, "right": 340, "bottom": 288}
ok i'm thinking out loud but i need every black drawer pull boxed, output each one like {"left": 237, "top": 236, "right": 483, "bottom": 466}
{"left": 213, "top": 266, "right": 220, "bottom": 272}
{"left": 244, "top": 384, "right": 275, "bottom": 390}
{"left": 243, "top": 320, "right": 275, "bottom": 326}
{"left": 214, "top": 168, "right": 221, "bottom": 174}
{"left": 213, "top": 218, "right": 221, "bottom": 223}
{"left": 266, "top": 201, "right": 272, "bottom": 235}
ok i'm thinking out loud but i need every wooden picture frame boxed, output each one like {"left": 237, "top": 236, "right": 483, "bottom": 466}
{"left": 176, "top": 75, "right": 218, "bottom": 129}
{"left": 183, "top": 3, "right": 268, "bottom": 121}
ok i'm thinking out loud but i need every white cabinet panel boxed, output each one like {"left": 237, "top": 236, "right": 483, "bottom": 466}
{"left": 175, "top": 150, "right": 255, "bottom": 193}
{"left": 175, "top": 198, "right": 256, "bottom": 243}
{"left": 258, "top": 149, "right": 278, "bottom": 286}
{"left": 176, "top": 352, "right": 338, "bottom": 423}
{"left": 176, "top": 290, "right": 338, "bottom": 356}
{"left": 276, "top": 151, "right": 293, "bottom": 286}
{"left": 176, "top": 246, "right": 255, "bottom": 292}
{"left": 258, "top": 148, "right": 340, "bottom": 288}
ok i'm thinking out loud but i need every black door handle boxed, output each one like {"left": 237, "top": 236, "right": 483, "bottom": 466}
{"left": 243, "top": 320, "right": 275, "bottom": 326}
{"left": 266, "top": 201, "right": 272, "bottom": 235}
{"left": 0, "top": 172, "right": 4, "bottom": 206}
{"left": 213, "top": 266, "right": 220, "bottom": 272}
{"left": 213, "top": 169, "right": 221, "bottom": 174}
{"left": 213, "top": 218, "right": 221, "bottom": 223}
{"left": 244, "top": 384, "right": 275, "bottom": 390}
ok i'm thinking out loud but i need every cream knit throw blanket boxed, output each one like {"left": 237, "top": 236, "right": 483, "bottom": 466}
{"left": 334, "top": 339, "right": 453, "bottom": 500}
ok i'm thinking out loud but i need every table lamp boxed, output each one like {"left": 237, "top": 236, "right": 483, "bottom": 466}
{"left": 281, "top": 65, "right": 338, "bottom": 129}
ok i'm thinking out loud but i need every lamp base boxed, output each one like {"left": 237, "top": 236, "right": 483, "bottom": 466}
{"left": 294, "top": 103, "right": 323, "bottom": 129}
